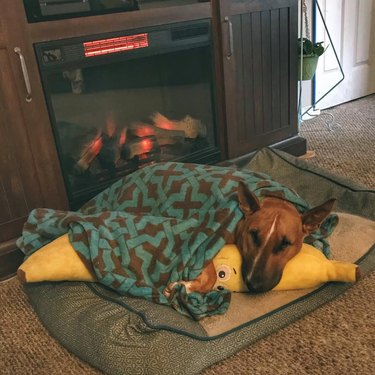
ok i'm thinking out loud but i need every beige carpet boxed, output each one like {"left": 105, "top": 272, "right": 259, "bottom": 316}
{"left": 299, "top": 94, "right": 375, "bottom": 188}
{"left": 1, "top": 95, "right": 374, "bottom": 374}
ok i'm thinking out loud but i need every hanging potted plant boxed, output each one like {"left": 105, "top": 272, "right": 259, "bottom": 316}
{"left": 298, "top": 37, "right": 325, "bottom": 81}
{"left": 298, "top": 0, "right": 325, "bottom": 81}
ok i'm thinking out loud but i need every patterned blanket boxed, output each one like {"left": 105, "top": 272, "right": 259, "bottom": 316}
{"left": 17, "top": 162, "right": 338, "bottom": 319}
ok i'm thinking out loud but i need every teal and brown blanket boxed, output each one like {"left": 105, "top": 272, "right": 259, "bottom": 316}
{"left": 17, "top": 162, "right": 338, "bottom": 319}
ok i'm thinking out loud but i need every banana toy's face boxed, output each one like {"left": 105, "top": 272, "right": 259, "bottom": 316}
{"left": 212, "top": 245, "right": 248, "bottom": 292}
{"left": 212, "top": 243, "right": 359, "bottom": 293}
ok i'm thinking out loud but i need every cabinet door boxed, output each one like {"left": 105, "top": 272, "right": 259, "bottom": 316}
{"left": 219, "top": 0, "right": 298, "bottom": 158}
{"left": 0, "top": 1, "right": 69, "bottom": 246}
{"left": 0, "top": 47, "right": 44, "bottom": 243}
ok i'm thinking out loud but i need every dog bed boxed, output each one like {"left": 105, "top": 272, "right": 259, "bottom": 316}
{"left": 23, "top": 148, "right": 375, "bottom": 374}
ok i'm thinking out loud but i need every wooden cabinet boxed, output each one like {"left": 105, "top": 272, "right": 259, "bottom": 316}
{"left": 0, "top": 44, "right": 42, "bottom": 277}
{"left": 0, "top": 1, "right": 68, "bottom": 279}
{"left": 0, "top": 0, "right": 304, "bottom": 279}
{"left": 0, "top": 0, "right": 213, "bottom": 279}
{"left": 0, "top": 47, "right": 42, "bottom": 242}
{"left": 0, "top": 47, "right": 37, "bottom": 278}
{"left": 217, "top": 0, "right": 299, "bottom": 158}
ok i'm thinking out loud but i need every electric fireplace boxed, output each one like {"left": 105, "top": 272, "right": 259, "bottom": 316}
{"left": 35, "top": 20, "right": 220, "bottom": 209}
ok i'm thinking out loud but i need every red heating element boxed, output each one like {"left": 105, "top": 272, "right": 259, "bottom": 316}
{"left": 83, "top": 33, "right": 149, "bottom": 57}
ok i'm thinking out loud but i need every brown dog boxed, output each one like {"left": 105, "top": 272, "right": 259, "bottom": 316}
{"left": 164, "top": 182, "right": 335, "bottom": 296}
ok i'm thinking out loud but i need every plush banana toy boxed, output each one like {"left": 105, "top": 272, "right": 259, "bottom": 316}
{"left": 17, "top": 234, "right": 95, "bottom": 283}
{"left": 18, "top": 235, "right": 360, "bottom": 291}
{"left": 213, "top": 243, "right": 360, "bottom": 292}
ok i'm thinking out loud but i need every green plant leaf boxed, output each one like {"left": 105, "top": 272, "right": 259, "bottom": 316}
{"left": 298, "top": 38, "right": 325, "bottom": 56}
{"left": 313, "top": 45, "right": 325, "bottom": 56}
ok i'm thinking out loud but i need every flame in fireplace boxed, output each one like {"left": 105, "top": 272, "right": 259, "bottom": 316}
{"left": 76, "top": 133, "right": 103, "bottom": 171}
{"left": 152, "top": 113, "right": 174, "bottom": 131}
{"left": 90, "top": 136, "right": 103, "bottom": 155}
{"left": 131, "top": 123, "right": 155, "bottom": 137}
{"left": 74, "top": 111, "right": 207, "bottom": 174}
{"left": 106, "top": 115, "right": 117, "bottom": 138}
{"left": 140, "top": 138, "right": 153, "bottom": 153}
{"left": 119, "top": 128, "right": 127, "bottom": 146}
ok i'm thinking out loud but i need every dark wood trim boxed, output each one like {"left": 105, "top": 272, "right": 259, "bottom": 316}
{"left": 272, "top": 135, "right": 307, "bottom": 156}
{"left": 288, "top": 2, "right": 299, "bottom": 134}
{"left": 28, "top": 3, "right": 211, "bottom": 43}
{"left": 211, "top": 1, "right": 228, "bottom": 160}
{"left": 0, "top": 217, "right": 27, "bottom": 243}
{"left": 0, "top": 239, "right": 24, "bottom": 281}
{"left": 227, "top": 0, "right": 297, "bottom": 16}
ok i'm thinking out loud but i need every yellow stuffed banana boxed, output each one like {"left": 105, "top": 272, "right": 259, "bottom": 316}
{"left": 18, "top": 236, "right": 359, "bottom": 292}
{"left": 17, "top": 234, "right": 96, "bottom": 283}
{"left": 273, "top": 244, "right": 359, "bottom": 290}
{"left": 213, "top": 243, "right": 359, "bottom": 292}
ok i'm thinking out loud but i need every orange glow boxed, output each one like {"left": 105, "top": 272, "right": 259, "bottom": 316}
{"left": 84, "top": 34, "right": 149, "bottom": 57}
{"left": 119, "top": 129, "right": 127, "bottom": 146}
{"left": 157, "top": 120, "right": 174, "bottom": 130}
{"left": 140, "top": 138, "right": 153, "bottom": 153}
{"left": 90, "top": 136, "right": 103, "bottom": 155}
{"left": 133, "top": 126, "right": 154, "bottom": 137}
{"left": 106, "top": 114, "right": 116, "bottom": 138}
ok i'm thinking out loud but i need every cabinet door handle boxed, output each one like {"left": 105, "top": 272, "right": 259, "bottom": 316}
{"left": 14, "top": 47, "right": 32, "bottom": 102}
{"left": 224, "top": 16, "right": 234, "bottom": 59}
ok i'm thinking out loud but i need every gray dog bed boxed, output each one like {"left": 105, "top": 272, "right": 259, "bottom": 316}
{"left": 24, "top": 148, "right": 375, "bottom": 374}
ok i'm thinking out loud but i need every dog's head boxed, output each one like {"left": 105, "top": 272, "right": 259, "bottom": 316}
{"left": 235, "top": 182, "right": 336, "bottom": 293}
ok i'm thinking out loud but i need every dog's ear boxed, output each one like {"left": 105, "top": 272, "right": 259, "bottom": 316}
{"left": 237, "top": 181, "right": 260, "bottom": 215}
{"left": 302, "top": 198, "right": 336, "bottom": 234}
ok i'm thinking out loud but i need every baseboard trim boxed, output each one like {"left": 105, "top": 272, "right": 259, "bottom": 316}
{"left": 272, "top": 136, "right": 307, "bottom": 157}
{"left": 219, "top": 136, "right": 307, "bottom": 168}
{"left": 0, "top": 239, "right": 24, "bottom": 281}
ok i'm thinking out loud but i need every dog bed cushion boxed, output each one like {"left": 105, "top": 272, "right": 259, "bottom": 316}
{"left": 23, "top": 148, "right": 375, "bottom": 375}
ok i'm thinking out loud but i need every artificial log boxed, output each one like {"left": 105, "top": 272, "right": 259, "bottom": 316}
{"left": 76, "top": 135, "right": 103, "bottom": 172}
{"left": 129, "top": 122, "right": 185, "bottom": 146}
{"left": 73, "top": 112, "right": 208, "bottom": 173}
{"left": 150, "top": 112, "right": 207, "bottom": 139}
{"left": 123, "top": 135, "right": 159, "bottom": 159}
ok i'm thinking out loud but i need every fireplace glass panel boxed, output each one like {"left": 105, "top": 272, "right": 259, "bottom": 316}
{"left": 40, "top": 40, "right": 218, "bottom": 208}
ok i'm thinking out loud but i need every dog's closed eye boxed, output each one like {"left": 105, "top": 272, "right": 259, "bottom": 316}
{"left": 249, "top": 228, "right": 261, "bottom": 246}
{"left": 273, "top": 237, "right": 291, "bottom": 254}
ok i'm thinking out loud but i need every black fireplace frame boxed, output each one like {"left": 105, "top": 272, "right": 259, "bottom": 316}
{"left": 35, "top": 19, "right": 221, "bottom": 209}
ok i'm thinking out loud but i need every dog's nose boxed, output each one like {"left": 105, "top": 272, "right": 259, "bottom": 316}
{"left": 246, "top": 277, "right": 280, "bottom": 293}
{"left": 246, "top": 282, "right": 269, "bottom": 293}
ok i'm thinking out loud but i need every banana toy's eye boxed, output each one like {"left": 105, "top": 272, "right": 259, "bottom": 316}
{"left": 216, "top": 265, "right": 231, "bottom": 281}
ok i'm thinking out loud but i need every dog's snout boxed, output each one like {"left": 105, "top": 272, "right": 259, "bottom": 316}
{"left": 242, "top": 260, "right": 279, "bottom": 293}
{"left": 245, "top": 274, "right": 282, "bottom": 293}
{"left": 246, "top": 280, "right": 271, "bottom": 293}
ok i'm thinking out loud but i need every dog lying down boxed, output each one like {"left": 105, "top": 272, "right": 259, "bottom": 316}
{"left": 16, "top": 162, "right": 344, "bottom": 319}
{"left": 166, "top": 182, "right": 344, "bottom": 295}
{"left": 165, "top": 183, "right": 360, "bottom": 296}
{"left": 18, "top": 183, "right": 358, "bottom": 292}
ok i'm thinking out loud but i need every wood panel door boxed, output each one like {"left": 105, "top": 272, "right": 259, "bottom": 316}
{"left": 218, "top": 0, "right": 299, "bottom": 158}
{"left": 0, "top": 46, "right": 45, "bottom": 243}
{"left": 0, "top": 0, "right": 68, "bottom": 248}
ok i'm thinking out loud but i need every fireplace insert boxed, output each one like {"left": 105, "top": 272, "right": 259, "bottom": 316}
{"left": 35, "top": 20, "right": 220, "bottom": 209}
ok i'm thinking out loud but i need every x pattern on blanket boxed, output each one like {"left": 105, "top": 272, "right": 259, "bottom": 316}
{"left": 17, "top": 162, "right": 338, "bottom": 319}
